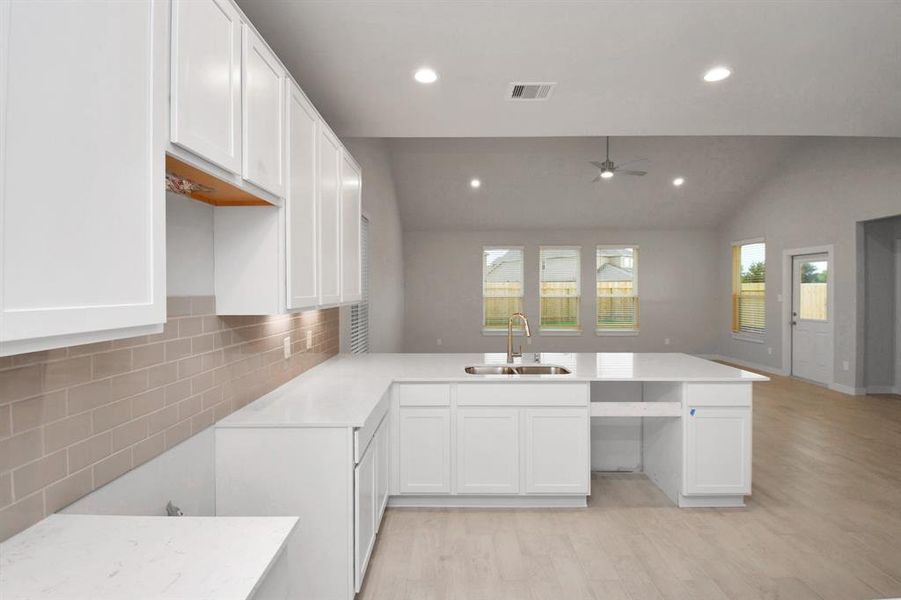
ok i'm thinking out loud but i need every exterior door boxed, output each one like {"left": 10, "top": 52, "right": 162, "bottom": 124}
{"left": 791, "top": 253, "right": 832, "bottom": 384}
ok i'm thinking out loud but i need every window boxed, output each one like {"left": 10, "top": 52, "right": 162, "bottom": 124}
{"left": 483, "top": 247, "right": 523, "bottom": 331}
{"left": 596, "top": 246, "right": 639, "bottom": 332}
{"left": 350, "top": 216, "right": 370, "bottom": 353}
{"left": 798, "top": 258, "right": 828, "bottom": 321}
{"left": 540, "top": 247, "right": 580, "bottom": 331}
{"left": 731, "top": 240, "right": 765, "bottom": 336}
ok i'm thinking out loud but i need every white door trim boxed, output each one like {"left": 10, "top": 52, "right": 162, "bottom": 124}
{"left": 781, "top": 245, "right": 835, "bottom": 385}
{"left": 895, "top": 239, "right": 901, "bottom": 394}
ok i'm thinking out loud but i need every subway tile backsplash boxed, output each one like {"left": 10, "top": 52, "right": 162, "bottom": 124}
{"left": 0, "top": 297, "right": 339, "bottom": 540}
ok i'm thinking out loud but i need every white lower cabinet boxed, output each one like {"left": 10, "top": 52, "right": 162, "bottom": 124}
{"left": 375, "top": 417, "right": 390, "bottom": 524}
{"left": 354, "top": 434, "right": 376, "bottom": 593}
{"left": 456, "top": 408, "right": 520, "bottom": 494}
{"left": 395, "top": 383, "right": 590, "bottom": 498}
{"left": 398, "top": 407, "right": 451, "bottom": 494}
{"left": 524, "top": 408, "right": 590, "bottom": 494}
{"left": 683, "top": 405, "right": 751, "bottom": 495}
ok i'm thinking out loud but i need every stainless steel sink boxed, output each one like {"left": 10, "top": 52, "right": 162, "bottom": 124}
{"left": 464, "top": 365, "right": 572, "bottom": 375}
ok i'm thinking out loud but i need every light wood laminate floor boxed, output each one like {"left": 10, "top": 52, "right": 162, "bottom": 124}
{"left": 359, "top": 372, "right": 901, "bottom": 600}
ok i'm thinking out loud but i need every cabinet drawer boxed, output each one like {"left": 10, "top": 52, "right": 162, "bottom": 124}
{"left": 683, "top": 383, "right": 751, "bottom": 407}
{"left": 397, "top": 383, "right": 450, "bottom": 407}
{"left": 457, "top": 383, "right": 588, "bottom": 407}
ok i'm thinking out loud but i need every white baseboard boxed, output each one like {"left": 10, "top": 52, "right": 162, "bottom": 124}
{"left": 388, "top": 495, "right": 587, "bottom": 508}
{"left": 829, "top": 383, "right": 866, "bottom": 396}
{"left": 866, "top": 385, "right": 901, "bottom": 396}
{"left": 697, "top": 354, "right": 788, "bottom": 377}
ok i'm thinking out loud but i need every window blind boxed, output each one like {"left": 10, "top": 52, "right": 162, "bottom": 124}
{"left": 597, "top": 246, "right": 639, "bottom": 331}
{"left": 540, "top": 247, "right": 580, "bottom": 330}
{"left": 483, "top": 247, "right": 524, "bottom": 330}
{"left": 350, "top": 216, "right": 370, "bottom": 353}
{"left": 731, "top": 241, "right": 765, "bottom": 335}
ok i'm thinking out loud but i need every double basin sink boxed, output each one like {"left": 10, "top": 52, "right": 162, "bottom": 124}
{"left": 464, "top": 365, "right": 572, "bottom": 375}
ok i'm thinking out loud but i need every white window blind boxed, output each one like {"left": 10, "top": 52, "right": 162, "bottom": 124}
{"left": 540, "top": 247, "right": 580, "bottom": 331}
{"left": 597, "top": 246, "right": 639, "bottom": 331}
{"left": 350, "top": 216, "right": 370, "bottom": 353}
{"left": 732, "top": 241, "right": 765, "bottom": 335}
{"left": 483, "top": 247, "right": 524, "bottom": 330}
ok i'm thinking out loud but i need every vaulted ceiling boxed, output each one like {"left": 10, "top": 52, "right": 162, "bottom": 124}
{"left": 386, "top": 136, "right": 802, "bottom": 231}
{"left": 237, "top": 0, "right": 901, "bottom": 138}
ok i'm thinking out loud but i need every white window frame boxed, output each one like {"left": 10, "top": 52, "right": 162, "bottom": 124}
{"left": 595, "top": 244, "right": 640, "bottom": 336}
{"left": 731, "top": 237, "right": 766, "bottom": 343}
{"left": 539, "top": 245, "right": 582, "bottom": 335}
{"left": 482, "top": 245, "right": 525, "bottom": 336}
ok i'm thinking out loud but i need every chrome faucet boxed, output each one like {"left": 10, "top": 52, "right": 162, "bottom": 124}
{"left": 506, "top": 312, "right": 532, "bottom": 363}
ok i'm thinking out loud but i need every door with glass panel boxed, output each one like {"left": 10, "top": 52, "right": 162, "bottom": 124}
{"left": 791, "top": 253, "right": 832, "bottom": 384}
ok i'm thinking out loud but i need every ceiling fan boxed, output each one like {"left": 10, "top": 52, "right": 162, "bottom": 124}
{"left": 590, "top": 137, "right": 647, "bottom": 181}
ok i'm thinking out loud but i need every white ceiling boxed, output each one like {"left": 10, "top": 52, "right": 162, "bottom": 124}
{"left": 236, "top": 0, "right": 901, "bottom": 138}
{"left": 385, "top": 136, "right": 802, "bottom": 231}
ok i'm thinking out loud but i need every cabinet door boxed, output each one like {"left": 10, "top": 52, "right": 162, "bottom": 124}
{"left": 317, "top": 126, "right": 342, "bottom": 305}
{"left": 456, "top": 408, "right": 520, "bottom": 494}
{"left": 170, "top": 0, "right": 241, "bottom": 173}
{"left": 241, "top": 25, "right": 284, "bottom": 196}
{"left": 683, "top": 406, "right": 751, "bottom": 495}
{"left": 354, "top": 439, "right": 377, "bottom": 593}
{"left": 398, "top": 407, "right": 450, "bottom": 494}
{"left": 0, "top": 0, "right": 165, "bottom": 351}
{"left": 524, "top": 408, "right": 589, "bottom": 494}
{"left": 375, "top": 419, "right": 390, "bottom": 524}
{"left": 340, "top": 152, "right": 362, "bottom": 304}
{"left": 285, "top": 83, "right": 319, "bottom": 309}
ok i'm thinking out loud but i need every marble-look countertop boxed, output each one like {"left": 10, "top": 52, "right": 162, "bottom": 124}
{"left": 0, "top": 514, "right": 298, "bottom": 600}
{"left": 217, "top": 352, "right": 768, "bottom": 429}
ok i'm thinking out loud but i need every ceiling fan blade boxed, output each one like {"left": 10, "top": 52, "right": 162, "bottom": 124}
{"left": 589, "top": 161, "right": 605, "bottom": 169}
{"left": 615, "top": 158, "right": 648, "bottom": 169}
{"left": 616, "top": 169, "right": 648, "bottom": 176}
{"left": 591, "top": 175, "right": 601, "bottom": 183}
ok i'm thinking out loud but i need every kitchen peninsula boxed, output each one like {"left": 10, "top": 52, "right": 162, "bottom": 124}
{"left": 215, "top": 352, "right": 767, "bottom": 600}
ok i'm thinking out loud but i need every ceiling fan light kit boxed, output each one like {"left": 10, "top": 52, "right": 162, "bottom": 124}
{"left": 590, "top": 137, "right": 648, "bottom": 181}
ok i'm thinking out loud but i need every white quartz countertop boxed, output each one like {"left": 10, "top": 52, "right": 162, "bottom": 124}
{"left": 217, "top": 352, "right": 768, "bottom": 429}
{"left": 0, "top": 514, "right": 298, "bottom": 600}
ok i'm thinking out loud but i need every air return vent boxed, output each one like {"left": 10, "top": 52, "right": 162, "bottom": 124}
{"left": 507, "top": 82, "right": 556, "bottom": 101}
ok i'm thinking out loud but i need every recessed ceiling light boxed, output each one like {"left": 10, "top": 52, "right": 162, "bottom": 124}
{"left": 470, "top": 178, "right": 481, "bottom": 188}
{"left": 703, "top": 66, "right": 731, "bottom": 82}
{"left": 600, "top": 170, "right": 614, "bottom": 180}
{"left": 673, "top": 177, "right": 685, "bottom": 187}
{"left": 414, "top": 67, "right": 438, "bottom": 84}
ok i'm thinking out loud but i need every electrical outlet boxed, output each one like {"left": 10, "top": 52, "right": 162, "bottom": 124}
{"left": 306, "top": 330, "right": 313, "bottom": 349}
{"left": 664, "top": 338, "right": 671, "bottom": 346}
{"left": 436, "top": 338, "right": 443, "bottom": 346}
{"left": 767, "top": 347, "right": 773, "bottom": 355}
{"left": 777, "top": 294, "right": 783, "bottom": 302}
{"left": 283, "top": 337, "right": 291, "bottom": 359}
{"left": 843, "top": 360, "right": 849, "bottom": 371}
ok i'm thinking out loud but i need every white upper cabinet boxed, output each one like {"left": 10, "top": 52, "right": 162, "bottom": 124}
{"left": 318, "top": 126, "right": 342, "bottom": 306}
{"left": 0, "top": 0, "right": 166, "bottom": 355}
{"left": 340, "top": 152, "right": 363, "bottom": 304}
{"left": 241, "top": 25, "right": 285, "bottom": 197}
{"left": 286, "top": 83, "right": 320, "bottom": 310}
{"left": 170, "top": 0, "right": 242, "bottom": 174}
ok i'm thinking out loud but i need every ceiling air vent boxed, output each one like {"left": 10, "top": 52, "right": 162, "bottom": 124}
{"left": 507, "top": 82, "right": 556, "bottom": 101}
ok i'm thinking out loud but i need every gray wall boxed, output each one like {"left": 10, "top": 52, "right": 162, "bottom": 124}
{"left": 339, "top": 138, "right": 406, "bottom": 352}
{"left": 863, "top": 216, "right": 901, "bottom": 390}
{"left": 716, "top": 137, "right": 901, "bottom": 392}
{"left": 403, "top": 229, "right": 719, "bottom": 353}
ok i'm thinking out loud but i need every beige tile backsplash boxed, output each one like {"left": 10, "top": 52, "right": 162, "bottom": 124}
{"left": 0, "top": 297, "right": 339, "bottom": 541}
